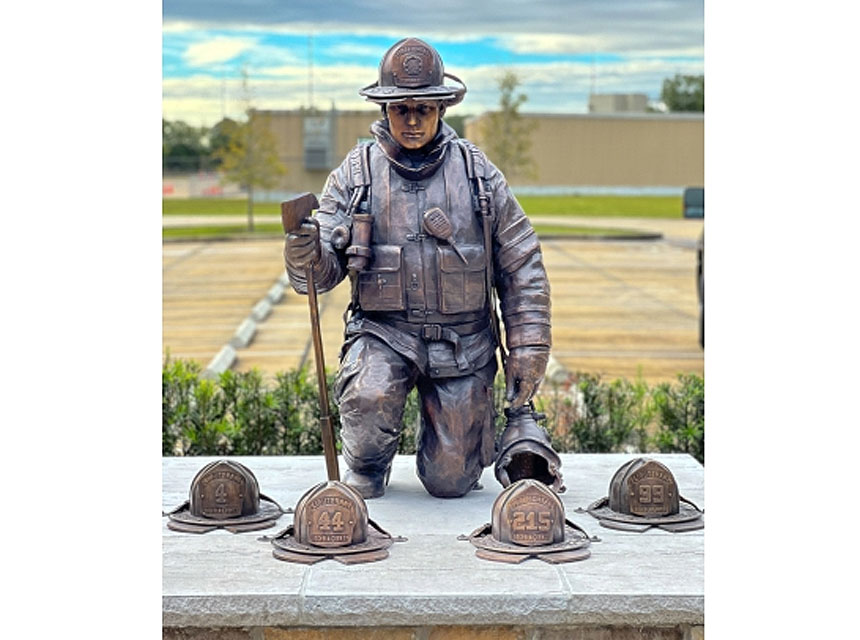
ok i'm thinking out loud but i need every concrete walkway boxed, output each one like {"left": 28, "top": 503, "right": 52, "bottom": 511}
{"left": 162, "top": 217, "right": 703, "bottom": 384}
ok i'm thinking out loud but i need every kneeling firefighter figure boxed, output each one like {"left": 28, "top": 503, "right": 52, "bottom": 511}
{"left": 284, "top": 38, "right": 563, "bottom": 499}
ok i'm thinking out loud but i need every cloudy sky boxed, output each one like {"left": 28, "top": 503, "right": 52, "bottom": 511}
{"left": 163, "top": 0, "right": 704, "bottom": 127}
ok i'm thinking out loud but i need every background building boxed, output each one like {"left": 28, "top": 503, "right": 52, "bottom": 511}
{"left": 465, "top": 112, "right": 703, "bottom": 191}
{"left": 164, "top": 108, "right": 703, "bottom": 199}
{"left": 588, "top": 93, "right": 650, "bottom": 113}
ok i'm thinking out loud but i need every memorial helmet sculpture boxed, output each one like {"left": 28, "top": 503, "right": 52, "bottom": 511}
{"left": 270, "top": 481, "right": 403, "bottom": 564}
{"left": 359, "top": 37, "right": 467, "bottom": 106}
{"left": 165, "top": 460, "right": 285, "bottom": 533}
{"left": 495, "top": 406, "right": 565, "bottom": 494}
{"left": 464, "top": 479, "right": 592, "bottom": 564}
{"left": 584, "top": 458, "right": 704, "bottom": 532}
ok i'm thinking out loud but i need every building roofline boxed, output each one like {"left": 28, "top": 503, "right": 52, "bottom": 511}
{"left": 253, "top": 107, "right": 703, "bottom": 122}
{"left": 466, "top": 112, "right": 703, "bottom": 124}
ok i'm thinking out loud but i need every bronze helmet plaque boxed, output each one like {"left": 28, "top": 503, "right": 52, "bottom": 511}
{"left": 612, "top": 458, "right": 680, "bottom": 518}
{"left": 293, "top": 481, "right": 365, "bottom": 548}
{"left": 464, "top": 479, "right": 593, "bottom": 564}
{"left": 191, "top": 460, "right": 248, "bottom": 519}
{"left": 492, "top": 479, "right": 565, "bottom": 547}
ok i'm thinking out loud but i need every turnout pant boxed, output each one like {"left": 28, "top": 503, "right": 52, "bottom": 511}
{"left": 335, "top": 334, "right": 497, "bottom": 498}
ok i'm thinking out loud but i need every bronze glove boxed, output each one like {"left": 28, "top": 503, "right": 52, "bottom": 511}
{"left": 504, "top": 346, "right": 550, "bottom": 407}
{"left": 284, "top": 221, "right": 321, "bottom": 270}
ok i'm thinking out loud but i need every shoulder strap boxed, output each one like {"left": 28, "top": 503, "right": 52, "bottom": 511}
{"left": 342, "top": 142, "right": 372, "bottom": 320}
{"left": 456, "top": 139, "right": 505, "bottom": 365}
{"left": 347, "top": 142, "right": 372, "bottom": 189}
{"left": 456, "top": 139, "right": 490, "bottom": 211}
{"left": 345, "top": 142, "right": 372, "bottom": 217}
{"left": 456, "top": 138, "right": 488, "bottom": 179}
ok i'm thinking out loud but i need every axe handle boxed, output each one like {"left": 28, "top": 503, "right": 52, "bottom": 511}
{"left": 281, "top": 194, "right": 338, "bottom": 481}
{"left": 305, "top": 266, "right": 340, "bottom": 481}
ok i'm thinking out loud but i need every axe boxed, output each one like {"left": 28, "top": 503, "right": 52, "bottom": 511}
{"left": 281, "top": 193, "right": 340, "bottom": 482}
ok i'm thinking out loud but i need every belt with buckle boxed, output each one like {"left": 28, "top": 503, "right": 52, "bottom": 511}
{"left": 385, "top": 316, "right": 490, "bottom": 371}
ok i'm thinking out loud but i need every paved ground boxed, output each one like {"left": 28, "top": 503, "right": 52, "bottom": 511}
{"left": 162, "top": 218, "right": 703, "bottom": 384}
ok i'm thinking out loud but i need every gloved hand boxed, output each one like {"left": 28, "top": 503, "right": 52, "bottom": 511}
{"left": 504, "top": 346, "right": 550, "bottom": 407}
{"left": 284, "top": 221, "right": 321, "bottom": 270}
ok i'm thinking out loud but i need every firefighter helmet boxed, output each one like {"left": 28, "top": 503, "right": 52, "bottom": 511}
{"left": 465, "top": 479, "right": 592, "bottom": 564}
{"left": 166, "top": 460, "right": 284, "bottom": 533}
{"left": 270, "top": 481, "right": 404, "bottom": 565}
{"left": 359, "top": 38, "right": 466, "bottom": 106}
{"left": 584, "top": 458, "right": 704, "bottom": 532}
{"left": 495, "top": 406, "right": 565, "bottom": 494}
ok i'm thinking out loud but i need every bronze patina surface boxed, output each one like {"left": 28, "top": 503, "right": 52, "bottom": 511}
{"left": 582, "top": 458, "right": 704, "bottom": 532}
{"left": 495, "top": 405, "right": 564, "bottom": 493}
{"left": 464, "top": 479, "right": 593, "bottom": 564}
{"left": 283, "top": 37, "right": 562, "bottom": 500}
{"left": 359, "top": 37, "right": 466, "bottom": 106}
{"left": 165, "top": 460, "right": 285, "bottom": 533}
{"left": 270, "top": 481, "right": 404, "bottom": 565}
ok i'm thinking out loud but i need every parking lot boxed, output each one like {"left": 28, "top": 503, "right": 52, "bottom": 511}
{"left": 163, "top": 224, "right": 703, "bottom": 385}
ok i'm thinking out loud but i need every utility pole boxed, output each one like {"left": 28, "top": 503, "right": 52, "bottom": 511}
{"left": 308, "top": 33, "right": 314, "bottom": 110}
{"left": 241, "top": 65, "right": 255, "bottom": 232}
{"left": 590, "top": 49, "right": 597, "bottom": 95}
{"left": 221, "top": 69, "right": 226, "bottom": 120}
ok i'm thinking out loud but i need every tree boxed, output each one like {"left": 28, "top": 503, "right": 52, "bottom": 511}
{"left": 661, "top": 74, "right": 704, "bottom": 112}
{"left": 478, "top": 71, "right": 536, "bottom": 182}
{"left": 162, "top": 119, "right": 210, "bottom": 172}
{"left": 213, "top": 69, "right": 287, "bottom": 231}
{"left": 443, "top": 113, "right": 466, "bottom": 138}
{"left": 214, "top": 112, "right": 287, "bottom": 231}
{"left": 207, "top": 117, "right": 242, "bottom": 168}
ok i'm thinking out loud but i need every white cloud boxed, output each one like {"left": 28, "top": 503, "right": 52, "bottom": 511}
{"left": 163, "top": 54, "right": 704, "bottom": 125}
{"left": 256, "top": 62, "right": 375, "bottom": 80}
{"left": 183, "top": 36, "right": 258, "bottom": 66}
{"left": 162, "top": 20, "right": 202, "bottom": 34}
{"left": 497, "top": 33, "right": 704, "bottom": 58}
{"left": 499, "top": 33, "right": 618, "bottom": 54}
{"left": 162, "top": 72, "right": 379, "bottom": 124}
{"left": 327, "top": 42, "right": 388, "bottom": 59}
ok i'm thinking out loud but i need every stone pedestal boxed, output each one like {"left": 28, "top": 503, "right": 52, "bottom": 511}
{"left": 163, "top": 454, "right": 704, "bottom": 638}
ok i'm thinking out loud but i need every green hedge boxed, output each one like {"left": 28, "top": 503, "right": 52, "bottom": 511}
{"left": 163, "top": 358, "right": 704, "bottom": 463}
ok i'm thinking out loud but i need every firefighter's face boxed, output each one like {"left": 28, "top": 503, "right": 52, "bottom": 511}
{"left": 387, "top": 99, "right": 440, "bottom": 150}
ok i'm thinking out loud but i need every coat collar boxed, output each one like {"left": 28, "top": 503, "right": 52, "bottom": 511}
{"left": 370, "top": 119, "right": 459, "bottom": 180}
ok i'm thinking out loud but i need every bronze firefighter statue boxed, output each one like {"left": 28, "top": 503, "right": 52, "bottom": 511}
{"left": 284, "top": 37, "right": 561, "bottom": 499}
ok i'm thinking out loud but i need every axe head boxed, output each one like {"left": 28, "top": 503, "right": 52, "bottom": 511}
{"left": 280, "top": 193, "right": 320, "bottom": 234}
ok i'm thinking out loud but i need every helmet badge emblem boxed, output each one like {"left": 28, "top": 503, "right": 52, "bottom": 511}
{"left": 402, "top": 55, "right": 422, "bottom": 76}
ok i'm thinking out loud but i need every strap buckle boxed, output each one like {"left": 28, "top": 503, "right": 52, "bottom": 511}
{"left": 421, "top": 324, "right": 442, "bottom": 341}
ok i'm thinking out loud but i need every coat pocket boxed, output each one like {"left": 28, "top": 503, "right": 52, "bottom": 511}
{"left": 357, "top": 244, "right": 406, "bottom": 311}
{"left": 437, "top": 243, "right": 486, "bottom": 314}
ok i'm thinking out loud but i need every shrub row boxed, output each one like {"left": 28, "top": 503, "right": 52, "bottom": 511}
{"left": 163, "top": 358, "right": 703, "bottom": 463}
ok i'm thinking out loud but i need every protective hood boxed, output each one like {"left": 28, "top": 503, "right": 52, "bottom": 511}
{"left": 370, "top": 118, "right": 459, "bottom": 180}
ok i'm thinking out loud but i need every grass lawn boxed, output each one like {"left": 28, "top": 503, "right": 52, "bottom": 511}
{"left": 163, "top": 195, "right": 683, "bottom": 219}
{"left": 516, "top": 195, "right": 681, "bottom": 218}
{"left": 163, "top": 199, "right": 281, "bottom": 215}
{"left": 164, "top": 223, "right": 638, "bottom": 241}
{"left": 162, "top": 224, "right": 283, "bottom": 239}
{"left": 531, "top": 224, "right": 647, "bottom": 237}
